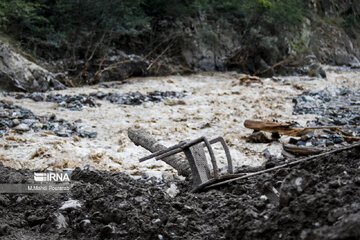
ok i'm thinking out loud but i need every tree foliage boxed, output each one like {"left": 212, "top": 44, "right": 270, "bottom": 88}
{"left": 0, "top": 0, "right": 307, "bottom": 59}
{"left": 0, "top": 0, "right": 148, "bottom": 57}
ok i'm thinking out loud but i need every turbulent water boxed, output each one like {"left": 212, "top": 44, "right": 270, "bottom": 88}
{"left": 0, "top": 67, "right": 359, "bottom": 178}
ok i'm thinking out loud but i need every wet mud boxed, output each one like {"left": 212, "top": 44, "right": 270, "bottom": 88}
{"left": 0, "top": 145, "right": 359, "bottom": 239}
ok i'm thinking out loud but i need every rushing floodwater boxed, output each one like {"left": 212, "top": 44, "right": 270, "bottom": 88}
{"left": 0, "top": 67, "right": 359, "bottom": 178}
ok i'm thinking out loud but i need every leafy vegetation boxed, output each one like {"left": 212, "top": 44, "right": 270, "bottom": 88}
{"left": 0, "top": 0, "right": 148, "bottom": 58}
{"left": 0, "top": 0, "right": 306, "bottom": 56}
{"left": 343, "top": 14, "right": 360, "bottom": 40}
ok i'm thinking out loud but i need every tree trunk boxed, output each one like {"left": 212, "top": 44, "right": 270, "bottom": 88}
{"left": 128, "top": 128, "right": 191, "bottom": 177}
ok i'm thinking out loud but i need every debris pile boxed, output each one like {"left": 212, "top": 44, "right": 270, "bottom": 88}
{"left": 0, "top": 100, "right": 96, "bottom": 138}
{"left": 244, "top": 119, "right": 360, "bottom": 157}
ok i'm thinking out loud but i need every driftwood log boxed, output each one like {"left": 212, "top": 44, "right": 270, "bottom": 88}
{"left": 244, "top": 120, "right": 360, "bottom": 142}
{"left": 128, "top": 128, "right": 191, "bottom": 177}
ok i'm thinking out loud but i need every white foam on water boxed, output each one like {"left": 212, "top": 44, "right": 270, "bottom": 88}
{"left": 0, "top": 69, "right": 358, "bottom": 178}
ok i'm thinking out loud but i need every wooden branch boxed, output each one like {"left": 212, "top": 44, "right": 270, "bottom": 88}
{"left": 146, "top": 42, "right": 174, "bottom": 71}
{"left": 91, "top": 60, "right": 132, "bottom": 84}
{"left": 244, "top": 120, "right": 360, "bottom": 141}
{"left": 128, "top": 128, "right": 191, "bottom": 177}
{"left": 253, "top": 57, "right": 293, "bottom": 76}
{"left": 204, "top": 142, "right": 360, "bottom": 190}
{"left": 283, "top": 144, "right": 324, "bottom": 156}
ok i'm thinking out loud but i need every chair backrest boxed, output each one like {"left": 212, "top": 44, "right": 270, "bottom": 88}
{"left": 183, "top": 143, "right": 211, "bottom": 188}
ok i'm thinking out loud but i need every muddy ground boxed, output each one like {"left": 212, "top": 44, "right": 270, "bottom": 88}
{"left": 0, "top": 144, "right": 359, "bottom": 239}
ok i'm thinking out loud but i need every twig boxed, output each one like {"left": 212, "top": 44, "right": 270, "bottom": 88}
{"left": 253, "top": 57, "right": 293, "bottom": 76}
{"left": 146, "top": 41, "right": 174, "bottom": 71}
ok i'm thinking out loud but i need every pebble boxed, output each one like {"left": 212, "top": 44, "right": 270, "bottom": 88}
{"left": 293, "top": 87, "right": 360, "bottom": 146}
{"left": 59, "top": 199, "right": 82, "bottom": 211}
{"left": 54, "top": 212, "right": 68, "bottom": 229}
{"left": 7, "top": 90, "right": 185, "bottom": 111}
{"left": 80, "top": 219, "right": 91, "bottom": 231}
{"left": 11, "top": 119, "right": 20, "bottom": 127}
{"left": 100, "top": 224, "right": 115, "bottom": 236}
{"left": 0, "top": 102, "right": 97, "bottom": 138}
{"left": 166, "top": 183, "right": 180, "bottom": 198}
{"left": 14, "top": 123, "right": 30, "bottom": 132}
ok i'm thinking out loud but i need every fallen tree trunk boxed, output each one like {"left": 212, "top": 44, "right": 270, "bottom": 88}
{"left": 128, "top": 128, "right": 191, "bottom": 177}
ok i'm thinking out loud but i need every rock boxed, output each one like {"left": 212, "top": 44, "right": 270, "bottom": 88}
{"left": 8, "top": 90, "right": 184, "bottom": 111}
{"left": 0, "top": 195, "right": 10, "bottom": 206}
{"left": 59, "top": 199, "right": 82, "bottom": 211}
{"left": 0, "top": 224, "right": 10, "bottom": 236}
{"left": 141, "top": 172, "right": 149, "bottom": 179}
{"left": 33, "top": 123, "right": 44, "bottom": 129}
{"left": 31, "top": 94, "right": 44, "bottom": 102}
{"left": 93, "top": 50, "right": 148, "bottom": 83}
{"left": 246, "top": 131, "right": 272, "bottom": 143}
{"left": 161, "top": 172, "right": 175, "bottom": 182}
{"left": 308, "top": 63, "right": 326, "bottom": 78}
{"left": 14, "top": 123, "right": 30, "bottom": 132}
{"left": 293, "top": 87, "right": 360, "bottom": 138}
{"left": 301, "top": 132, "right": 313, "bottom": 141}
{"left": 258, "top": 182, "right": 280, "bottom": 205}
{"left": 54, "top": 212, "right": 68, "bottom": 229}
{"left": 334, "top": 52, "right": 352, "bottom": 66}
{"left": 0, "top": 40, "right": 65, "bottom": 92}
{"left": 100, "top": 224, "right": 115, "bottom": 237}
{"left": 80, "top": 219, "right": 91, "bottom": 231}
{"left": 279, "top": 169, "right": 313, "bottom": 207}
{"left": 27, "top": 215, "right": 47, "bottom": 227}
{"left": 0, "top": 101, "right": 96, "bottom": 139}
{"left": 11, "top": 119, "right": 20, "bottom": 127}
{"left": 166, "top": 183, "right": 180, "bottom": 198}
{"left": 80, "top": 131, "right": 97, "bottom": 138}
{"left": 350, "top": 56, "right": 360, "bottom": 68}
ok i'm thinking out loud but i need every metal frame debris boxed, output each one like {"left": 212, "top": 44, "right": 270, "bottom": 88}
{"left": 140, "top": 136, "right": 240, "bottom": 192}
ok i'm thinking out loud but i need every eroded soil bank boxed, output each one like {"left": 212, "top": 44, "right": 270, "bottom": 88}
{"left": 0, "top": 144, "right": 359, "bottom": 239}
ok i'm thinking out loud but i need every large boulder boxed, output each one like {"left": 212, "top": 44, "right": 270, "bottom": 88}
{"left": 0, "top": 40, "right": 65, "bottom": 92}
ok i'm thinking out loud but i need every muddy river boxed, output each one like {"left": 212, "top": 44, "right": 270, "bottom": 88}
{"left": 0, "top": 67, "right": 359, "bottom": 178}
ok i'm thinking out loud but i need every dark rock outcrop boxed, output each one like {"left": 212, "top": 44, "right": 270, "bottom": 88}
{"left": 0, "top": 40, "right": 65, "bottom": 92}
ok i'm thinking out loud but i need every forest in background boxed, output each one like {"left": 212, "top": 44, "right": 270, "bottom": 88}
{"left": 0, "top": 0, "right": 359, "bottom": 85}
{"left": 0, "top": 0, "right": 306, "bottom": 57}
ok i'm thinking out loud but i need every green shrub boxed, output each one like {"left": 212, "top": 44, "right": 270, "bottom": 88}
{"left": 266, "top": 0, "right": 305, "bottom": 30}
{"left": 343, "top": 14, "right": 360, "bottom": 39}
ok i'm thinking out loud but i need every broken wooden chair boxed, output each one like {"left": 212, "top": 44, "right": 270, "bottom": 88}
{"left": 139, "top": 136, "right": 245, "bottom": 192}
